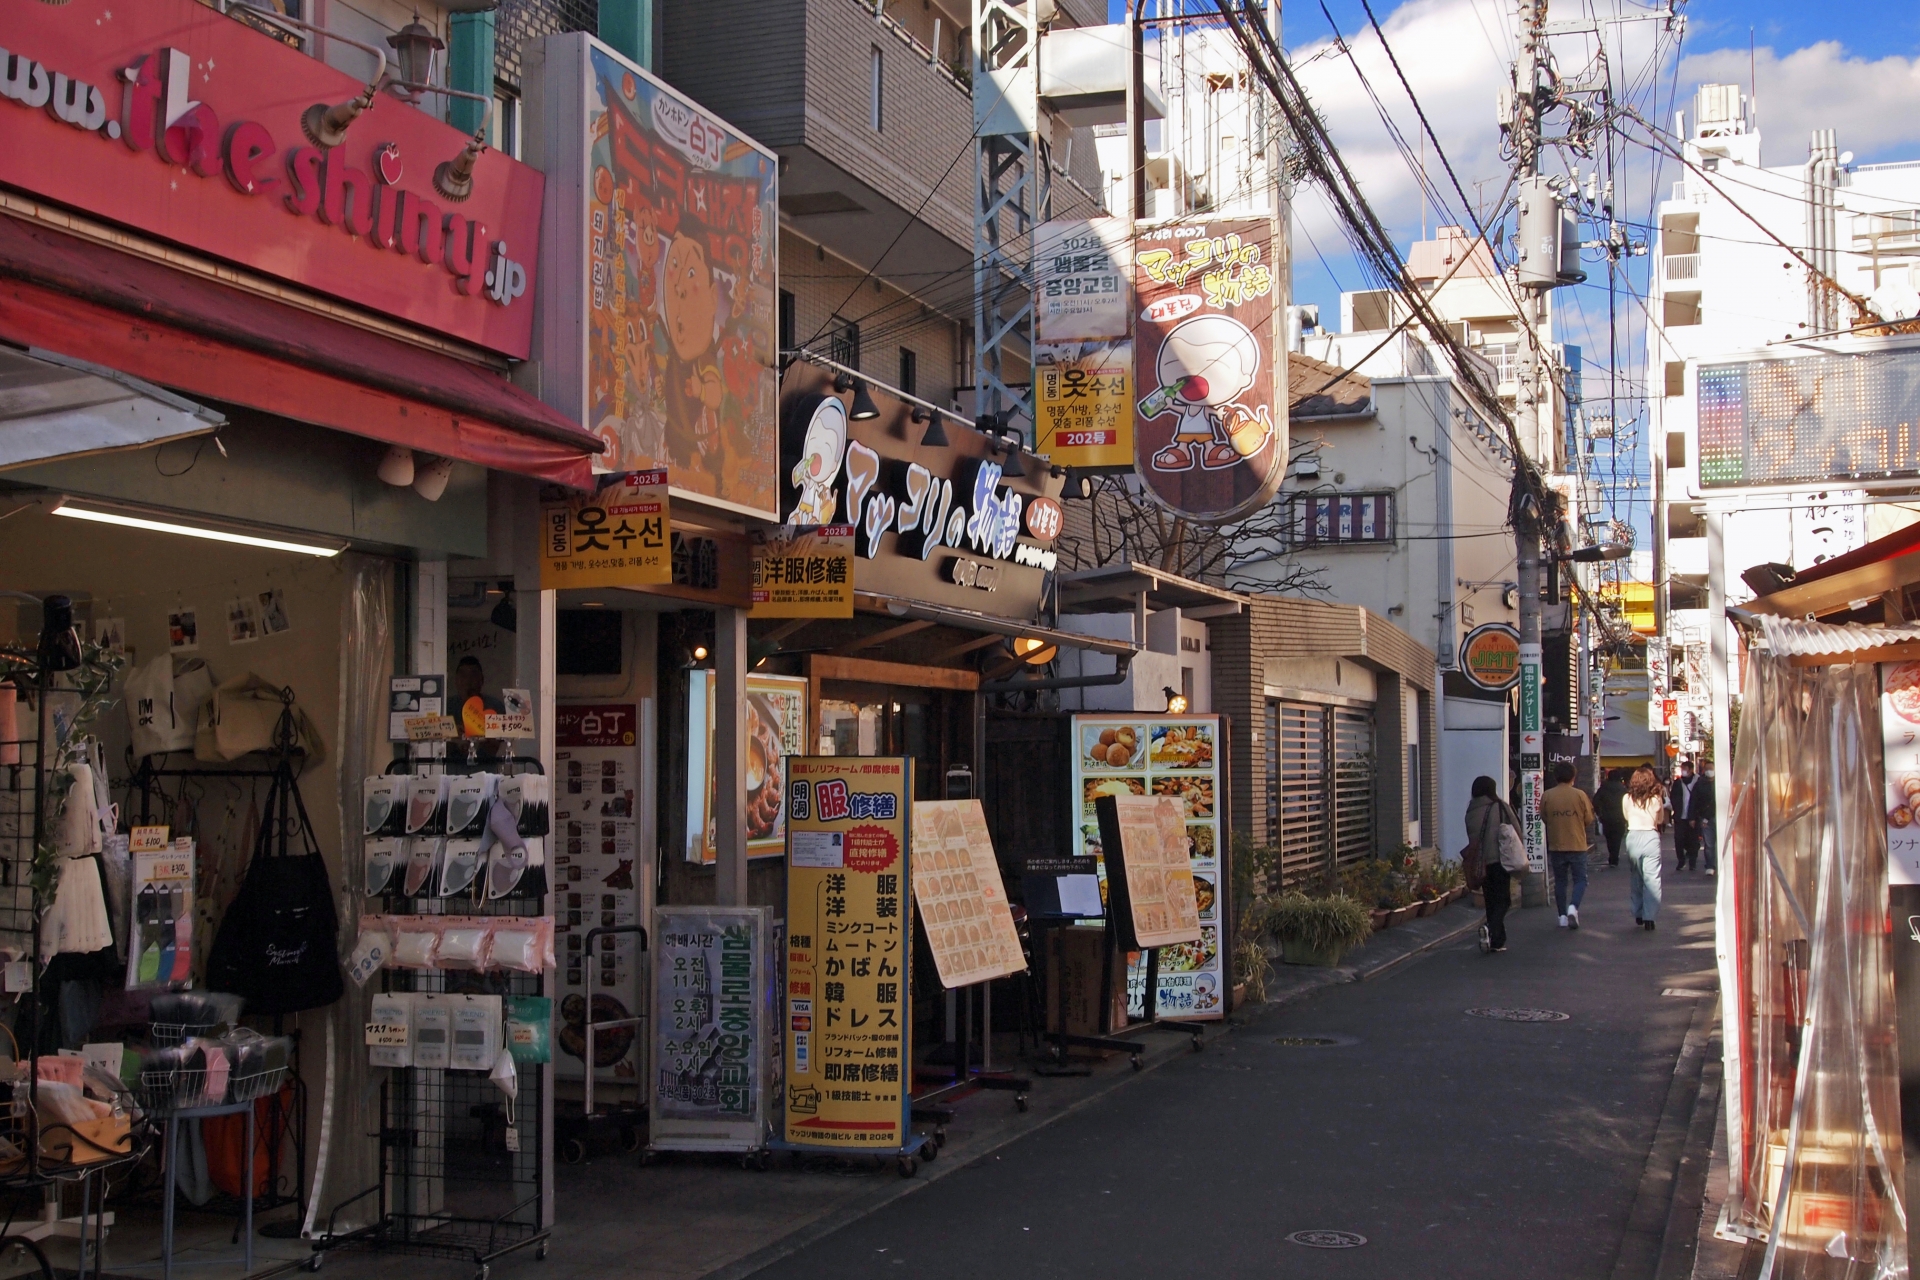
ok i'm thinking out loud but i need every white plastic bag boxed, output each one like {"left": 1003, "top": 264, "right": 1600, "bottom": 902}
{"left": 126, "top": 656, "right": 210, "bottom": 758}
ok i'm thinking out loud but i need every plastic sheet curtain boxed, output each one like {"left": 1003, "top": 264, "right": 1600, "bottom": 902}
{"left": 1724, "top": 641, "right": 1908, "bottom": 1278}
{"left": 306, "top": 554, "right": 394, "bottom": 1235}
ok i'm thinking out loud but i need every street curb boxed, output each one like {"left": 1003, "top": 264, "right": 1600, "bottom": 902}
{"left": 1612, "top": 992, "right": 1715, "bottom": 1280}
{"left": 1657, "top": 1006, "right": 1724, "bottom": 1280}
{"left": 701, "top": 909, "right": 1477, "bottom": 1280}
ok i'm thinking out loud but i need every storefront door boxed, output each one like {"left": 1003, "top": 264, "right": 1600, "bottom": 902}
{"left": 816, "top": 683, "right": 971, "bottom": 801}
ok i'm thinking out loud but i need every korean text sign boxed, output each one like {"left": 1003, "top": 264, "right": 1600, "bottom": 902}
{"left": 1036, "top": 344, "right": 1134, "bottom": 469}
{"left": 651, "top": 905, "right": 772, "bottom": 1152}
{"left": 1, "top": 0, "right": 544, "bottom": 357}
{"left": 784, "top": 758, "right": 911, "bottom": 1151}
{"left": 540, "top": 470, "right": 670, "bottom": 589}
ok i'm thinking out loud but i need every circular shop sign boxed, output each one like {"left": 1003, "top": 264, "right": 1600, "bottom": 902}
{"left": 1459, "top": 622, "right": 1521, "bottom": 692}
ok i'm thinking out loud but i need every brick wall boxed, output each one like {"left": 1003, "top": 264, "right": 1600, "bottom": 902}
{"left": 781, "top": 230, "right": 965, "bottom": 406}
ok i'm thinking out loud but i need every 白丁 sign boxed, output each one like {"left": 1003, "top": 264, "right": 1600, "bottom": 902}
{"left": 0, "top": 0, "right": 545, "bottom": 357}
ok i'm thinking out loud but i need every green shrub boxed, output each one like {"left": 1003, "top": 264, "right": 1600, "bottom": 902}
{"left": 1255, "top": 892, "right": 1374, "bottom": 957}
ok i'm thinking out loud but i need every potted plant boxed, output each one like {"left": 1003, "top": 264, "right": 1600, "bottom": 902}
{"left": 1258, "top": 893, "right": 1374, "bottom": 968}
{"left": 1231, "top": 932, "right": 1271, "bottom": 1006}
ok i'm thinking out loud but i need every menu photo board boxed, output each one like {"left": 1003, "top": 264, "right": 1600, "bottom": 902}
{"left": 783, "top": 758, "right": 913, "bottom": 1152}
{"left": 1070, "top": 714, "right": 1227, "bottom": 1020}
{"left": 554, "top": 703, "right": 643, "bottom": 1083}
{"left": 650, "top": 905, "right": 776, "bottom": 1153}
{"left": 909, "top": 800, "right": 1027, "bottom": 989}
{"left": 1095, "top": 795, "right": 1204, "bottom": 949}
{"left": 1882, "top": 662, "right": 1920, "bottom": 885}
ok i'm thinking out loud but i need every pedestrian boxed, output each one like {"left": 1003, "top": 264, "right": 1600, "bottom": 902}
{"left": 1465, "top": 774, "right": 1523, "bottom": 954}
{"left": 1541, "top": 762, "right": 1596, "bottom": 929}
{"left": 1692, "top": 760, "right": 1718, "bottom": 878}
{"left": 1624, "top": 765, "right": 1667, "bottom": 929}
{"left": 1669, "top": 760, "right": 1699, "bottom": 872}
{"left": 1596, "top": 767, "right": 1628, "bottom": 868}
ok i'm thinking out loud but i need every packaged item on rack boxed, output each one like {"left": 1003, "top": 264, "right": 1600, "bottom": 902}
{"left": 404, "top": 775, "right": 449, "bottom": 836}
{"left": 504, "top": 996, "right": 552, "bottom": 1064}
{"left": 367, "top": 992, "right": 414, "bottom": 1069}
{"left": 438, "top": 837, "right": 484, "bottom": 899}
{"left": 401, "top": 837, "right": 443, "bottom": 898}
{"left": 346, "top": 923, "right": 390, "bottom": 986}
{"left": 448, "top": 994, "right": 503, "bottom": 1071}
{"left": 194, "top": 1037, "right": 232, "bottom": 1105}
{"left": 411, "top": 994, "right": 451, "bottom": 1070}
{"left": 126, "top": 841, "right": 195, "bottom": 992}
{"left": 436, "top": 923, "right": 490, "bottom": 969}
{"left": 362, "top": 776, "right": 409, "bottom": 837}
{"left": 486, "top": 918, "right": 555, "bottom": 974}
{"left": 364, "top": 837, "right": 403, "bottom": 897}
{"left": 445, "top": 774, "right": 492, "bottom": 837}
{"left": 389, "top": 919, "right": 442, "bottom": 969}
{"left": 486, "top": 773, "right": 550, "bottom": 900}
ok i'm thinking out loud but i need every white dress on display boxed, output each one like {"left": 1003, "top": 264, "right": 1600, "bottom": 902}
{"left": 41, "top": 761, "right": 115, "bottom": 963}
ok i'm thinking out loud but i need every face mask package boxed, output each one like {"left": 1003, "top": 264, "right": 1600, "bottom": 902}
{"left": 486, "top": 774, "right": 550, "bottom": 900}
{"left": 411, "top": 995, "right": 451, "bottom": 1070}
{"left": 361, "top": 915, "right": 554, "bottom": 974}
{"left": 401, "top": 838, "right": 444, "bottom": 898}
{"left": 363, "top": 776, "right": 409, "bottom": 838}
{"left": 449, "top": 994, "right": 503, "bottom": 1071}
{"left": 364, "top": 837, "right": 404, "bottom": 897}
{"left": 367, "top": 992, "right": 414, "bottom": 1068}
{"left": 404, "top": 775, "right": 449, "bottom": 838}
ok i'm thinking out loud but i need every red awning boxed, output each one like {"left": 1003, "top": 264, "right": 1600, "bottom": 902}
{"left": 0, "top": 214, "right": 602, "bottom": 487}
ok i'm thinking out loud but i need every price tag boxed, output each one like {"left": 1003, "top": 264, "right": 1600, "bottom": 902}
{"left": 364, "top": 1022, "right": 410, "bottom": 1048}
{"left": 508, "top": 1022, "right": 538, "bottom": 1049}
{"left": 504, "top": 1125, "right": 521, "bottom": 1153}
{"left": 3, "top": 961, "right": 31, "bottom": 994}
{"left": 404, "top": 715, "right": 459, "bottom": 742}
{"left": 346, "top": 930, "right": 388, "bottom": 987}
{"left": 130, "top": 826, "right": 170, "bottom": 853}
{"left": 484, "top": 711, "right": 534, "bottom": 739}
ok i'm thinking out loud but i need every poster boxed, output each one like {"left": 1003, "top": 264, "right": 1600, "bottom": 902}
{"left": 684, "top": 672, "right": 807, "bottom": 863}
{"left": 1071, "top": 714, "right": 1227, "bottom": 1020}
{"left": 540, "top": 470, "right": 671, "bottom": 590}
{"left": 1036, "top": 342, "right": 1134, "bottom": 469}
{"left": 388, "top": 675, "right": 446, "bottom": 743}
{"left": 650, "top": 905, "right": 775, "bottom": 1152}
{"left": 783, "top": 757, "right": 912, "bottom": 1151}
{"left": 1101, "top": 795, "right": 1203, "bottom": 948}
{"left": 127, "top": 839, "right": 195, "bottom": 993}
{"left": 909, "top": 800, "right": 1027, "bottom": 989}
{"left": 167, "top": 608, "right": 198, "bottom": 653}
{"left": 750, "top": 524, "right": 854, "bottom": 618}
{"left": 1132, "top": 218, "right": 1286, "bottom": 522}
{"left": 555, "top": 703, "right": 643, "bottom": 1083}
{"left": 1882, "top": 663, "right": 1920, "bottom": 885}
{"left": 584, "top": 40, "right": 779, "bottom": 514}
{"left": 1034, "top": 219, "right": 1131, "bottom": 342}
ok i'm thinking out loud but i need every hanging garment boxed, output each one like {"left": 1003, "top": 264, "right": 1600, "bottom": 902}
{"left": 42, "top": 762, "right": 114, "bottom": 963}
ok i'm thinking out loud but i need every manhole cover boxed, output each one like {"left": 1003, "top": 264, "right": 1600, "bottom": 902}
{"left": 1273, "top": 1036, "right": 1340, "bottom": 1047}
{"left": 1288, "top": 1230, "right": 1368, "bottom": 1249}
{"left": 1465, "top": 1007, "right": 1570, "bottom": 1022}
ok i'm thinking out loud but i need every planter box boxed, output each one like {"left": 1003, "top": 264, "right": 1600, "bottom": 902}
{"left": 1370, "top": 908, "right": 1391, "bottom": 931}
{"left": 1280, "top": 937, "right": 1351, "bottom": 967}
{"left": 1448, "top": 885, "right": 1469, "bottom": 905}
{"left": 1387, "top": 905, "right": 1419, "bottom": 927}
{"left": 1415, "top": 898, "right": 1439, "bottom": 917}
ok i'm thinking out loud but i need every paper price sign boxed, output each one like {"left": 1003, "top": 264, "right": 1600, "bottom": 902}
{"left": 364, "top": 1022, "right": 410, "bottom": 1048}
{"left": 540, "top": 470, "right": 672, "bottom": 589}
{"left": 404, "top": 715, "right": 460, "bottom": 742}
{"left": 130, "top": 826, "right": 170, "bottom": 853}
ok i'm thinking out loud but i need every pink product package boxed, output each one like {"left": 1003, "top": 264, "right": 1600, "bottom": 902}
{"left": 363, "top": 915, "right": 554, "bottom": 974}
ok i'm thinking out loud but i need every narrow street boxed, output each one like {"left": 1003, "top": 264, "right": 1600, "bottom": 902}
{"left": 752, "top": 867, "right": 1717, "bottom": 1280}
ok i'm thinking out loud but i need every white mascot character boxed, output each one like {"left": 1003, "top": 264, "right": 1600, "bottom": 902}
{"left": 789, "top": 396, "right": 849, "bottom": 525}
{"left": 1138, "top": 313, "right": 1269, "bottom": 472}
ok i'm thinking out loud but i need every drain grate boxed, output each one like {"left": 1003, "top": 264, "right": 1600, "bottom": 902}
{"left": 1288, "top": 1230, "right": 1368, "bottom": 1249}
{"left": 1273, "top": 1036, "right": 1340, "bottom": 1047}
{"left": 1465, "top": 1007, "right": 1569, "bottom": 1022}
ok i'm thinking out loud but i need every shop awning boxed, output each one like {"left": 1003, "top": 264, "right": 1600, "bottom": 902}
{"left": 0, "top": 346, "right": 222, "bottom": 467}
{"left": 0, "top": 215, "right": 603, "bottom": 488}
{"left": 1053, "top": 561, "right": 1248, "bottom": 616}
{"left": 853, "top": 591, "right": 1139, "bottom": 657}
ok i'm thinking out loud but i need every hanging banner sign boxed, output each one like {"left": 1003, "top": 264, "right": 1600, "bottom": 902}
{"left": 1519, "top": 641, "right": 1545, "bottom": 872}
{"left": 1036, "top": 342, "right": 1135, "bottom": 469}
{"left": 1646, "top": 636, "right": 1669, "bottom": 698}
{"left": 540, "top": 470, "right": 671, "bottom": 589}
{"left": 1034, "top": 219, "right": 1131, "bottom": 342}
{"left": 749, "top": 525, "right": 855, "bottom": 617}
{"left": 1132, "top": 218, "right": 1287, "bottom": 523}
{"left": 1459, "top": 623, "right": 1521, "bottom": 692}
{"left": 783, "top": 757, "right": 912, "bottom": 1151}
{"left": 650, "top": 905, "right": 775, "bottom": 1152}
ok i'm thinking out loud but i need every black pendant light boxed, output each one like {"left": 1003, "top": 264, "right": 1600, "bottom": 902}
{"left": 1000, "top": 444, "right": 1026, "bottom": 478}
{"left": 848, "top": 379, "right": 881, "bottom": 421}
{"left": 921, "top": 410, "right": 949, "bottom": 448}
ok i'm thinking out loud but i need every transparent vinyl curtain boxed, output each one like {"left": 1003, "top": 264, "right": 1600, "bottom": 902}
{"left": 1725, "top": 650, "right": 1907, "bottom": 1278}
{"left": 305, "top": 554, "right": 394, "bottom": 1235}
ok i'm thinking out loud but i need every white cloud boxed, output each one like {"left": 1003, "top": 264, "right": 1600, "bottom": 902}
{"left": 1679, "top": 42, "right": 1920, "bottom": 166}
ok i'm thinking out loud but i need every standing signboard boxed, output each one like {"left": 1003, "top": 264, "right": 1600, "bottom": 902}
{"left": 1069, "top": 714, "right": 1227, "bottom": 1019}
{"left": 527, "top": 33, "right": 780, "bottom": 513}
{"left": 1097, "top": 795, "right": 1204, "bottom": 948}
{"left": 1131, "top": 218, "right": 1287, "bottom": 523}
{"left": 554, "top": 703, "right": 644, "bottom": 1083}
{"left": 684, "top": 672, "right": 807, "bottom": 863}
{"left": 783, "top": 758, "right": 913, "bottom": 1152}
{"left": 1518, "top": 642, "right": 1546, "bottom": 872}
{"left": 650, "top": 905, "right": 774, "bottom": 1152}
{"left": 909, "top": 800, "right": 1027, "bottom": 988}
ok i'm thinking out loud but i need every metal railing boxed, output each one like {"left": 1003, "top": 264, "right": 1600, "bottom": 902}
{"left": 1663, "top": 253, "right": 1700, "bottom": 281}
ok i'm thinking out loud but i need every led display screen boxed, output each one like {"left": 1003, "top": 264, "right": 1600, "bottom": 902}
{"left": 1699, "top": 346, "right": 1920, "bottom": 489}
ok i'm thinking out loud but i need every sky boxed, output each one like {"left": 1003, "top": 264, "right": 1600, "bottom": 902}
{"left": 1106, "top": 0, "right": 1920, "bottom": 543}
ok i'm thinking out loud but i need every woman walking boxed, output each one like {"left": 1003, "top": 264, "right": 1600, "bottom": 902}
{"left": 1596, "top": 768, "right": 1629, "bottom": 868}
{"left": 1623, "top": 766, "right": 1667, "bottom": 929}
{"left": 1464, "top": 775, "right": 1521, "bottom": 953}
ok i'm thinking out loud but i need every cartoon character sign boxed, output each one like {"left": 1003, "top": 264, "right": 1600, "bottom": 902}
{"left": 586, "top": 46, "right": 779, "bottom": 517}
{"left": 1132, "top": 218, "right": 1286, "bottom": 522}
{"left": 788, "top": 395, "right": 849, "bottom": 526}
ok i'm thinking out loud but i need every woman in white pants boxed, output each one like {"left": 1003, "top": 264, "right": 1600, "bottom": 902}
{"left": 1622, "top": 766, "right": 1667, "bottom": 930}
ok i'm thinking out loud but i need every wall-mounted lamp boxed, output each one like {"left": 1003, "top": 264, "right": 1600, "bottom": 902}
{"left": 413, "top": 454, "right": 454, "bottom": 502}
{"left": 386, "top": 18, "right": 444, "bottom": 100}
{"left": 377, "top": 444, "right": 416, "bottom": 487}
{"left": 848, "top": 380, "right": 880, "bottom": 421}
{"left": 920, "top": 409, "right": 949, "bottom": 448}
{"left": 999, "top": 443, "right": 1026, "bottom": 478}
{"left": 1163, "top": 686, "right": 1189, "bottom": 715}
{"left": 490, "top": 582, "right": 517, "bottom": 633}
{"left": 692, "top": 644, "right": 709, "bottom": 662}
{"left": 1010, "top": 636, "right": 1056, "bottom": 666}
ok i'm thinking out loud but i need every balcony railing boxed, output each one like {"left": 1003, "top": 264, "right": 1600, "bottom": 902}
{"left": 1663, "top": 253, "right": 1699, "bottom": 282}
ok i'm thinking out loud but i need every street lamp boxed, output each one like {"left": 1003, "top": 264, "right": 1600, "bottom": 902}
{"left": 386, "top": 19, "right": 444, "bottom": 101}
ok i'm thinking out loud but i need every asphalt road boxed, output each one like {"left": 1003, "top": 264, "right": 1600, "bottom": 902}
{"left": 750, "top": 859, "right": 1720, "bottom": 1280}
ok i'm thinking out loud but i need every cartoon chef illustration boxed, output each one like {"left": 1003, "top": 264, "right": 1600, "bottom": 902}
{"left": 1138, "top": 313, "right": 1272, "bottom": 471}
{"left": 789, "top": 395, "right": 848, "bottom": 525}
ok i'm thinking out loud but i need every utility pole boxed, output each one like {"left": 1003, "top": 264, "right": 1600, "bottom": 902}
{"left": 1512, "top": 0, "right": 1550, "bottom": 900}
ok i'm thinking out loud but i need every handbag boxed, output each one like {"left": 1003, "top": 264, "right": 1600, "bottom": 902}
{"left": 126, "top": 656, "right": 213, "bottom": 758}
{"left": 1495, "top": 802, "right": 1529, "bottom": 872}
{"left": 195, "top": 675, "right": 325, "bottom": 764}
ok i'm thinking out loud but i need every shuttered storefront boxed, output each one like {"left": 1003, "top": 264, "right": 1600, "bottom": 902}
{"left": 1266, "top": 700, "right": 1376, "bottom": 887}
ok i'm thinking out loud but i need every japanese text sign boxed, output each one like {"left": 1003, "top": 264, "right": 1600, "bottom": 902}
{"left": 0, "top": 0, "right": 544, "bottom": 357}
{"left": 750, "top": 525, "right": 854, "bottom": 617}
{"left": 1096, "top": 794, "right": 1203, "bottom": 950}
{"left": 784, "top": 757, "right": 912, "bottom": 1151}
{"left": 540, "top": 470, "right": 670, "bottom": 589}
{"left": 910, "top": 800, "right": 1027, "bottom": 989}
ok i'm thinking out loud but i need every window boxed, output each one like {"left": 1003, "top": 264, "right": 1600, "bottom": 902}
{"left": 898, "top": 348, "right": 917, "bottom": 397}
{"left": 870, "top": 47, "right": 884, "bottom": 132}
{"left": 1664, "top": 292, "right": 1702, "bottom": 327}
{"left": 830, "top": 317, "right": 860, "bottom": 371}
{"left": 779, "top": 290, "right": 796, "bottom": 356}
{"left": 1667, "top": 431, "right": 1687, "bottom": 469}
{"left": 1285, "top": 492, "right": 1396, "bottom": 545}
{"left": 492, "top": 92, "right": 521, "bottom": 159}
{"left": 1665, "top": 360, "right": 1686, "bottom": 397}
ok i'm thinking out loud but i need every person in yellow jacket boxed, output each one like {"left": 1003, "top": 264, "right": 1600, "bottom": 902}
{"left": 1541, "top": 762, "right": 1596, "bottom": 930}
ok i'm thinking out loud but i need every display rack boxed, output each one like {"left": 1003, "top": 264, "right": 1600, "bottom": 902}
{"left": 310, "top": 747, "right": 550, "bottom": 1280}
